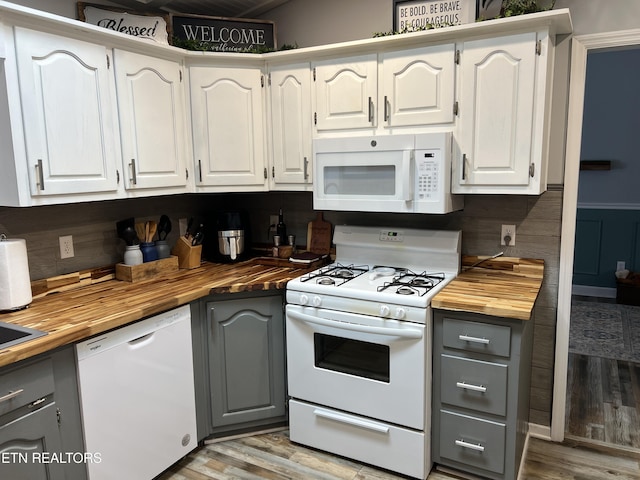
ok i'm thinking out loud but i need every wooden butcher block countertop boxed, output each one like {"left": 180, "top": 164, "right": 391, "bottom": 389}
{"left": 0, "top": 260, "right": 309, "bottom": 368}
{"left": 432, "top": 256, "right": 544, "bottom": 321}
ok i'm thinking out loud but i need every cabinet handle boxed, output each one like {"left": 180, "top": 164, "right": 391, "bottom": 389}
{"left": 459, "top": 334, "right": 490, "bottom": 345}
{"left": 0, "top": 389, "right": 24, "bottom": 403}
{"left": 384, "top": 95, "right": 389, "bottom": 122}
{"left": 456, "top": 381, "right": 487, "bottom": 393}
{"left": 129, "top": 159, "right": 137, "bottom": 185}
{"left": 35, "top": 159, "right": 45, "bottom": 191}
{"left": 455, "top": 439, "right": 485, "bottom": 452}
{"left": 313, "top": 408, "right": 390, "bottom": 434}
{"left": 29, "top": 397, "right": 47, "bottom": 408}
{"left": 461, "top": 154, "right": 467, "bottom": 181}
{"left": 368, "top": 96, "right": 374, "bottom": 123}
{"left": 198, "top": 160, "right": 203, "bottom": 183}
{"left": 303, "top": 157, "right": 309, "bottom": 181}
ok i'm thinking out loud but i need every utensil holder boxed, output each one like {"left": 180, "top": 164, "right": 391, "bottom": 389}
{"left": 171, "top": 236, "right": 202, "bottom": 269}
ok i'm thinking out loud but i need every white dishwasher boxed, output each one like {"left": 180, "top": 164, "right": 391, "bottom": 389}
{"left": 76, "top": 304, "right": 197, "bottom": 480}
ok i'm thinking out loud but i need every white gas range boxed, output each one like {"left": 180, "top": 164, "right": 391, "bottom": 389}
{"left": 285, "top": 225, "right": 461, "bottom": 479}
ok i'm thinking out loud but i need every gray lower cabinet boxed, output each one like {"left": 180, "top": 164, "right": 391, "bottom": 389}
{"left": 0, "top": 346, "right": 86, "bottom": 480}
{"left": 192, "top": 291, "right": 287, "bottom": 440}
{"left": 432, "top": 310, "right": 533, "bottom": 480}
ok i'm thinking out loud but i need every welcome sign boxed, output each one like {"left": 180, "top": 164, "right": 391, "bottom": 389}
{"left": 171, "top": 14, "right": 276, "bottom": 52}
{"left": 78, "top": 3, "right": 169, "bottom": 44}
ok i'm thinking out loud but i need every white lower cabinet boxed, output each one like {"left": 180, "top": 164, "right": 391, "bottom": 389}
{"left": 189, "top": 65, "right": 267, "bottom": 191}
{"left": 2, "top": 27, "right": 121, "bottom": 205}
{"left": 114, "top": 49, "right": 191, "bottom": 193}
{"left": 455, "top": 31, "right": 553, "bottom": 194}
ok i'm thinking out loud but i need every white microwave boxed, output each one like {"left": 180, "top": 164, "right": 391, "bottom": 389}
{"left": 313, "top": 132, "right": 463, "bottom": 214}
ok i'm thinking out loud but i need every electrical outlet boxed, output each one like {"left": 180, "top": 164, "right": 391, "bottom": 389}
{"left": 269, "top": 215, "right": 278, "bottom": 233}
{"left": 501, "top": 225, "right": 516, "bottom": 246}
{"left": 617, "top": 261, "right": 626, "bottom": 271}
{"left": 179, "top": 218, "right": 188, "bottom": 236}
{"left": 59, "top": 235, "right": 74, "bottom": 259}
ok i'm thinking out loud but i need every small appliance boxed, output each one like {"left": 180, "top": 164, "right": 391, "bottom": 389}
{"left": 208, "top": 211, "right": 248, "bottom": 262}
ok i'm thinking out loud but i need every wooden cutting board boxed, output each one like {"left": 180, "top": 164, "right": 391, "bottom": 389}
{"left": 306, "top": 212, "right": 332, "bottom": 254}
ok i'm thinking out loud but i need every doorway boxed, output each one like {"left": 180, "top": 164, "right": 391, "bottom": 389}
{"left": 553, "top": 29, "right": 640, "bottom": 445}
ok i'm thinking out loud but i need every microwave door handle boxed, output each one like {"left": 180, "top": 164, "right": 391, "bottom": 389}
{"left": 401, "top": 150, "right": 414, "bottom": 201}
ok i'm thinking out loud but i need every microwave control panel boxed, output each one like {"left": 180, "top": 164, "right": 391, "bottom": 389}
{"left": 415, "top": 149, "right": 441, "bottom": 200}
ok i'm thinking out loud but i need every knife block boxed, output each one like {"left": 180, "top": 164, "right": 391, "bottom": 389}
{"left": 171, "top": 236, "right": 202, "bottom": 269}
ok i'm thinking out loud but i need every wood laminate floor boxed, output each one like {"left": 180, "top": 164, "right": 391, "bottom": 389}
{"left": 157, "top": 429, "right": 640, "bottom": 480}
{"left": 565, "top": 353, "right": 640, "bottom": 448}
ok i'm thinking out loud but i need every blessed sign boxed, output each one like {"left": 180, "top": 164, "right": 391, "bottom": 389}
{"left": 393, "top": 0, "right": 476, "bottom": 31}
{"left": 172, "top": 15, "right": 276, "bottom": 52}
{"left": 78, "top": 3, "right": 169, "bottom": 44}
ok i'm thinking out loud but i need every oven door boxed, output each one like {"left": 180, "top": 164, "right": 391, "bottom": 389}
{"left": 286, "top": 304, "right": 429, "bottom": 429}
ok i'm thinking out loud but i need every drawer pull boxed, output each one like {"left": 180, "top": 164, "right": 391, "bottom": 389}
{"left": 313, "top": 408, "right": 390, "bottom": 434}
{"left": 455, "top": 439, "right": 485, "bottom": 452}
{"left": 29, "top": 397, "right": 47, "bottom": 408}
{"left": 459, "top": 334, "right": 490, "bottom": 345}
{"left": 456, "top": 381, "right": 487, "bottom": 393}
{"left": 0, "top": 389, "right": 24, "bottom": 403}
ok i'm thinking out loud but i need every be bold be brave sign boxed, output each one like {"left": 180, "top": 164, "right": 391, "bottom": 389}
{"left": 393, "top": 0, "right": 476, "bottom": 31}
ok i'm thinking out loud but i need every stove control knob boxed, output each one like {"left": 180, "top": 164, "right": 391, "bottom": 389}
{"left": 299, "top": 294, "right": 309, "bottom": 305}
{"left": 312, "top": 296, "right": 322, "bottom": 307}
{"left": 395, "top": 307, "right": 406, "bottom": 319}
{"left": 379, "top": 305, "right": 390, "bottom": 317}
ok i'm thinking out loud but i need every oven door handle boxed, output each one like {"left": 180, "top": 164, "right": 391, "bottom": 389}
{"left": 313, "top": 408, "right": 390, "bottom": 434}
{"left": 287, "top": 309, "right": 423, "bottom": 339}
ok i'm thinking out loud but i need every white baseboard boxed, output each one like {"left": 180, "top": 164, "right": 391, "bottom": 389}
{"left": 528, "top": 422, "right": 551, "bottom": 440}
{"left": 572, "top": 284, "right": 616, "bottom": 298}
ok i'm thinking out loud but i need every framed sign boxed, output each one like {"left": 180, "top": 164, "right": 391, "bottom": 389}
{"left": 393, "top": 0, "right": 476, "bottom": 31}
{"left": 171, "top": 14, "right": 276, "bottom": 53}
{"left": 77, "top": 3, "right": 169, "bottom": 44}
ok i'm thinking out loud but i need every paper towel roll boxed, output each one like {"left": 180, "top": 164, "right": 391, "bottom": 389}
{"left": 0, "top": 237, "right": 33, "bottom": 310}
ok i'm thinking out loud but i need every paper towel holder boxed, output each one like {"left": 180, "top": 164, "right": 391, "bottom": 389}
{"left": 0, "top": 233, "right": 34, "bottom": 311}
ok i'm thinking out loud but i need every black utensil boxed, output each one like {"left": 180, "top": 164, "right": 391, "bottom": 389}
{"left": 116, "top": 217, "right": 135, "bottom": 240}
{"left": 185, "top": 217, "right": 194, "bottom": 238}
{"left": 158, "top": 215, "right": 171, "bottom": 240}
{"left": 121, "top": 226, "right": 139, "bottom": 246}
{"left": 191, "top": 228, "right": 204, "bottom": 246}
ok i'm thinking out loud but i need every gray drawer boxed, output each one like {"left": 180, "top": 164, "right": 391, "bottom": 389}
{"left": 440, "top": 409, "right": 506, "bottom": 475}
{"left": 0, "top": 358, "right": 54, "bottom": 416}
{"left": 440, "top": 354, "right": 508, "bottom": 416}
{"left": 442, "top": 317, "right": 511, "bottom": 357}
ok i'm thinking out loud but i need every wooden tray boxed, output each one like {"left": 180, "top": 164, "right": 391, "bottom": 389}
{"left": 115, "top": 256, "right": 179, "bottom": 283}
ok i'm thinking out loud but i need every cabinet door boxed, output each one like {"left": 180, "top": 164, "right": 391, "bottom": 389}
{"left": 0, "top": 402, "right": 66, "bottom": 480}
{"left": 206, "top": 294, "right": 285, "bottom": 430}
{"left": 314, "top": 54, "right": 377, "bottom": 131}
{"left": 381, "top": 44, "right": 455, "bottom": 127}
{"left": 190, "top": 66, "right": 266, "bottom": 189}
{"left": 114, "top": 50, "right": 189, "bottom": 190}
{"left": 456, "top": 32, "right": 538, "bottom": 190}
{"left": 14, "top": 28, "right": 120, "bottom": 197}
{"left": 269, "top": 63, "right": 312, "bottom": 188}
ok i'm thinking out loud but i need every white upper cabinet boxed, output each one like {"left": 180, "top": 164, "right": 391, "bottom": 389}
{"left": 268, "top": 63, "right": 312, "bottom": 190}
{"left": 313, "top": 54, "right": 377, "bottom": 132}
{"left": 189, "top": 65, "right": 267, "bottom": 191}
{"left": 454, "top": 31, "right": 552, "bottom": 194}
{"left": 11, "top": 28, "right": 120, "bottom": 203}
{"left": 380, "top": 44, "right": 455, "bottom": 129}
{"left": 114, "top": 50, "right": 190, "bottom": 193}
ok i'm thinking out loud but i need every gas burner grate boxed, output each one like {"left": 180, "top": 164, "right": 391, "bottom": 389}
{"left": 300, "top": 263, "right": 369, "bottom": 286}
{"left": 377, "top": 270, "right": 445, "bottom": 296}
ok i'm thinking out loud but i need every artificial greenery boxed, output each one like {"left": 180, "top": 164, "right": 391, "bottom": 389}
{"left": 373, "top": 22, "right": 454, "bottom": 38}
{"left": 171, "top": 37, "right": 298, "bottom": 53}
{"left": 482, "top": 0, "right": 555, "bottom": 20}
